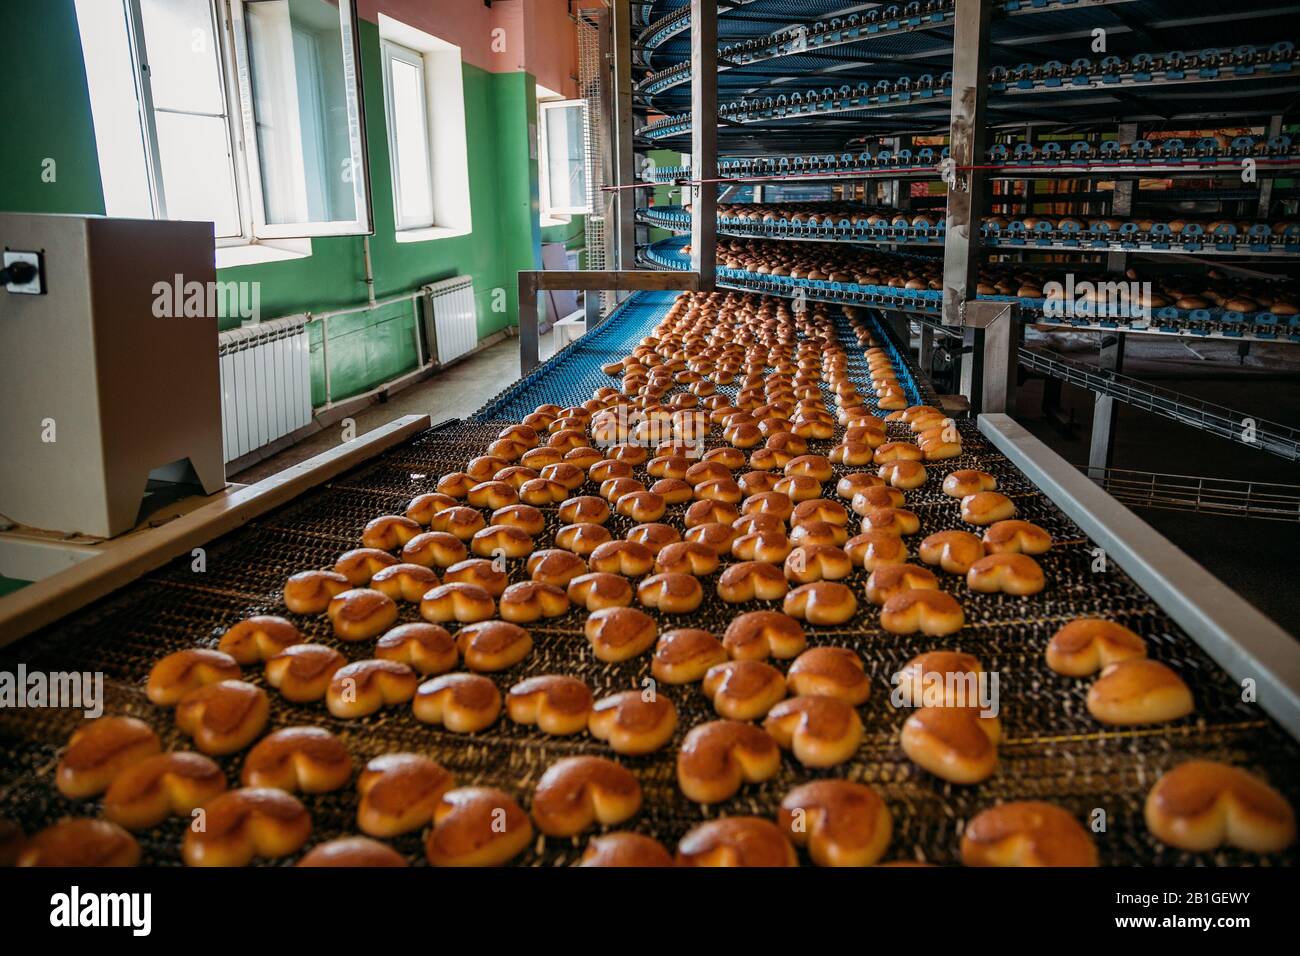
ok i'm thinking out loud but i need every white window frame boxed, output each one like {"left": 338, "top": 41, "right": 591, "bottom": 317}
{"left": 380, "top": 40, "right": 437, "bottom": 232}
{"left": 538, "top": 98, "right": 592, "bottom": 219}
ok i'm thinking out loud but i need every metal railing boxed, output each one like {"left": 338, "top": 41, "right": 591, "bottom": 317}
{"left": 1084, "top": 467, "right": 1300, "bottom": 522}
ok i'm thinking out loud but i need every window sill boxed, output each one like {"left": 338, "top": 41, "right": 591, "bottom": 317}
{"left": 395, "top": 225, "right": 471, "bottom": 244}
{"left": 216, "top": 239, "right": 312, "bottom": 270}
{"left": 540, "top": 213, "right": 572, "bottom": 228}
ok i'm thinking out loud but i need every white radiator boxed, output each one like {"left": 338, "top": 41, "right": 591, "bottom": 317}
{"left": 423, "top": 275, "right": 478, "bottom": 365}
{"left": 218, "top": 315, "right": 313, "bottom": 463}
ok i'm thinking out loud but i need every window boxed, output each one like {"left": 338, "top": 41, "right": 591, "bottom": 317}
{"left": 75, "top": 0, "right": 372, "bottom": 248}
{"left": 539, "top": 98, "right": 591, "bottom": 219}
{"left": 381, "top": 42, "right": 435, "bottom": 231}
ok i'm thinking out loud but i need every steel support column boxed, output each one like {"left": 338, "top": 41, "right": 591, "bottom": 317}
{"left": 1087, "top": 332, "right": 1126, "bottom": 479}
{"left": 690, "top": 0, "right": 717, "bottom": 290}
{"left": 962, "top": 301, "right": 1018, "bottom": 415}
{"left": 1106, "top": 123, "right": 1138, "bottom": 272}
{"left": 1257, "top": 114, "right": 1283, "bottom": 218}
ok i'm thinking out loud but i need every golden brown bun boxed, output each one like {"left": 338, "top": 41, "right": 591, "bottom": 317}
{"left": 900, "top": 706, "right": 1000, "bottom": 784}
{"left": 567, "top": 571, "right": 634, "bottom": 611}
{"left": 357, "top": 753, "right": 454, "bottom": 837}
{"left": 334, "top": 547, "right": 401, "bottom": 585}
{"left": 702, "top": 660, "right": 787, "bottom": 720}
{"left": 18, "top": 818, "right": 140, "bottom": 867}
{"left": 526, "top": 548, "right": 588, "bottom": 587}
{"left": 764, "top": 695, "right": 863, "bottom": 767}
{"left": 146, "top": 648, "right": 241, "bottom": 706}
{"left": 783, "top": 581, "right": 858, "bottom": 625}
{"left": 628, "top": 522, "right": 683, "bottom": 554}
{"left": 778, "top": 780, "right": 892, "bottom": 867}
{"left": 368, "top": 563, "right": 440, "bottom": 603}
{"left": 786, "top": 646, "right": 871, "bottom": 705}
{"left": 864, "top": 563, "right": 938, "bottom": 606}
{"left": 362, "top": 514, "right": 423, "bottom": 549}
{"left": 491, "top": 503, "right": 546, "bottom": 536}
{"left": 375, "top": 622, "right": 457, "bottom": 675}
{"left": 1046, "top": 619, "right": 1146, "bottom": 676}
{"left": 677, "top": 817, "right": 798, "bottom": 867}
{"left": 1086, "top": 658, "right": 1193, "bottom": 725}
{"left": 685, "top": 520, "right": 737, "bottom": 553}
{"left": 588, "top": 690, "right": 678, "bottom": 755}
{"left": 878, "top": 460, "right": 927, "bottom": 489}
{"left": 942, "top": 469, "right": 997, "bottom": 498}
{"left": 677, "top": 720, "right": 781, "bottom": 804}
{"left": 850, "top": 486, "right": 906, "bottom": 514}
{"left": 327, "top": 588, "right": 399, "bottom": 641}
{"left": 326, "top": 660, "right": 419, "bottom": 718}
{"left": 845, "top": 531, "right": 908, "bottom": 570}
{"left": 531, "top": 756, "right": 642, "bottom": 837}
{"left": 982, "top": 519, "right": 1052, "bottom": 555}
{"left": 684, "top": 498, "right": 739, "bottom": 527}
{"left": 456, "top": 620, "right": 533, "bottom": 672}
{"left": 297, "top": 837, "right": 408, "bottom": 867}
{"left": 466, "top": 480, "right": 520, "bottom": 509}
{"left": 264, "top": 644, "right": 346, "bottom": 702}
{"left": 470, "top": 524, "right": 534, "bottom": 558}
{"left": 413, "top": 673, "right": 502, "bottom": 732}
{"left": 419, "top": 582, "right": 496, "bottom": 624}
{"left": 57, "top": 716, "right": 161, "bottom": 799}
{"left": 966, "top": 552, "right": 1046, "bottom": 595}
{"left": 722, "top": 609, "right": 806, "bottom": 661}
{"left": 182, "top": 788, "right": 312, "bottom": 867}
{"left": 585, "top": 606, "right": 657, "bottom": 663}
{"left": 507, "top": 675, "right": 592, "bottom": 735}
{"left": 894, "top": 651, "right": 983, "bottom": 708}
{"left": 284, "top": 569, "right": 352, "bottom": 613}
{"left": 880, "top": 589, "right": 964, "bottom": 636}
{"left": 175, "top": 680, "right": 269, "bottom": 755}
{"left": 103, "top": 751, "right": 227, "bottom": 830}
{"left": 960, "top": 491, "right": 1016, "bottom": 525}
{"left": 637, "top": 572, "right": 704, "bottom": 613}
{"left": 241, "top": 727, "right": 353, "bottom": 794}
{"left": 655, "top": 541, "right": 721, "bottom": 576}
{"left": 589, "top": 539, "right": 656, "bottom": 576}
{"left": 858, "top": 507, "right": 921, "bottom": 537}
{"left": 652, "top": 629, "right": 728, "bottom": 684}
{"left": 401, "top": 531, "right": 468, "bottom": 568}
{"left": 962, "top": 801, "right": 1098, "bottom": 867}
{"left": 917, "top": 530, "right": 985, "bottom": 575}
{"left": 558, "top": 495, "right": 612, "bottom": 525}
{"left": 717, "top": 560, "right": 790, "bottom": 602}
{"left": 218, "top": 615, "right": 303, "bottom": 663}
{"left": 498, "top": 580, "right": 570, "bottom": 623}
{"left": 426, "top": 787, "right": 533, "bottom": 867}
{"left": 1145, "top": 760, "right": 1296, "bottom": 854}
{"left": 406, "top": 492, "right": 458, "bottom": 525}
{"left": 578, "top": 832, "right": 674, "bottom": 867}
{"left": 442, "top": 558, "right": 508, "bottom": 596}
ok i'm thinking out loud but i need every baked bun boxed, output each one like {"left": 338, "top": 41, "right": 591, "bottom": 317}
{"left": 558, "top": 495, "right": 611, "bottom": 525}
{"left": 102, "top": 751, "right": 226, "bottom": 829}
{"left": 175, "top": 680, "right": 269, "bottom": 755}
{"left": 491, "top": 504, "right": 546, "bottom": 536}
{"left": 57, "top": 716, "right": 162, "bottom": 799}
{"left": 637, "top": 572, "right": 704, "bottom": 613}
{"left": 628, "top": 522, "right": 682, "bottom": 553}
{"left": 327, "top": 588, "right": 399, "bottom": 641}
{"left": 880, "top": 589, "right": 964, "bottom": 636}
{"left": 241, "top": 727, "right": 353, "bottom": 794}
{"left": 466, "top": 480, "right": 520, "bottom": 509}
{"left": 684, "top": 499, "right": 739, "bottom": 528}
{"left": 764, "top": 695, "right": 863, "bottom": 767}
{"left": 850, "top": 486, "right": 906, "bottom": 514}
{"left": 369, "top": 563, "right": 440, "bottom": 603}
{"left": 264, "top": 644, "right": 346, "bottom": 702}
{"left": 427, "top": 506, "right": 486, "bottom": 539}
{"left": 677, "top": 817, "right": 797, "bottom": 867}
{"left": 982, "top": 519, "right": 1052, "bottom": 555}
{"left": 507, "top": 675, "right": 593, "bottom": 735}
{"left": 401, "top": 531, "right": 469, "bottom": 568}
{"left": 585, "top": 606, "right": 657, "bottom": 662}
{"left": 182, "top": 788, "right": 312, "bottom": 867}
{"left": 357, "top": 753, "right": 454, "bottom": 837}
{"left": 326, "top": 660, "right": 419, "bottom": 718}
{"left": 845, "top": 531, "right": 908, "bottom": 570}
{"left": 589, "top": 539, "right": 656, "bottom": 576}
{"left": 655, "top": 541, "right": 721, "bottom": 576}
{"left": 578, "top": 832, "right": 674, "bottom": 867}
{"left": 786, "top": 646, "right": 871, "bottom": 705}
{"left": 443, "top": 558, "right": 508, "bottom": 596}
{"left": 531, "top": 756, "right": 642, "bottom": 837}
{"left": 864, "top": 563, "right": 938, "bottom": 606}
{"left": 18, "top": 818, "right": 140, "bottom": 867}
{"left": 1046, "top": 619, "right": 1146, "bottom": 676}
{"left": 878, "top": 460, "right": 927, "bottom": 489}
{"left": 362, "top": 514, "right": 422, "bottom": 550}
{"left": 588, "top": 691, "right": 678, "bottom": 755}
{"left": 406, "top": 492, "right": 458, "bottom": 525}
{"left": 218, "top": 615, "right": 303, "bottom": 663}
{"left": 456, "top": 620, "right": 533, "bottom": 672}
{"left": 962, "top": 801, "right": 1098, "bottom": 867}
{"left": 527, "top": 548, "right": 588, "bottom": 587}
{"left": 702, "top": 660, "right": 787, "bottom": 720}
{"left": 778, "top": 780, "right": 892, "bottom": 867}
{"left": 717, "top": 560, "right": 790, "bottom": 602}
{"left": 297, "top": 837, "right": 408, "bottom": 867}
{"left": 960, "top": 491, "right": 1016, "bottom": 525}
{"left": 567, "top": 571, "right": 634, "bottom": 611}
{"left": 894, "top": 651, "right": 983, "bottom": 708}
{"left": 284, "top": 568, "right": 351, "bottom": 614}
{"left": 419, "top": 582, "right": 496, "bottom": 624}
{"left": 426, "top": 787, "right": 533, "bottom": 867}
{"left": 722, "top": 609, "right": 806, "bottom": 660}
{"left": 783, "top": 581, "right": 858, "bottom": 625}
{"left": 836, "top": 472, "right": 885, "bottom": 499}
{"left": 685, "top": 521, "right": 736, "bottom": 553}
{"left": 497, "top": 580, "right": 570, "bottom": 623}
{"left": 375, "top": 622, "right": 457, "bottom": 675}
{"left": 858, "top": 507, "right": 920, "bottom": 537}
{"left": 677, "top": 720, "right": 781, "bottom": 804}
{"left": 917, "top": 530, "right": 985, "bottom": 575}
{"left": 1086, "top": 659, "right": 1194, "bottom": 725}
{"left": 900, "top": 706, "right": 1000, "bottom": 784}
{"left": 413, "top": 673, "right": 502, "bottom": 732}
{"left": 1145, "top": 760, "right": 1296, "bottom": 854}
{"left": 470, "top": 524, "right": 534, "bottom": 558}
{"left": 652, "top": 629, "right": 728, "bottom": 684}
{"left": 146, "top": 649, "right": 241, "bottom": 705}
{"left": 966, "top": 553, "right": 1046, "bottom": 595}
{"left": 942, "top": 469, "right": 996, "bottom": 498}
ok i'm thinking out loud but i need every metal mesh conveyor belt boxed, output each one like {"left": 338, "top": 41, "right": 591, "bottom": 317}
{"left": 1, "top": 291, "right": 1296, "bottom": 867}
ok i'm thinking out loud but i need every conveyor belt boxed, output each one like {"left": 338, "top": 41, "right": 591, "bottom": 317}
{"left": 1, "top": 291, "right": 1296, "bottom": 867}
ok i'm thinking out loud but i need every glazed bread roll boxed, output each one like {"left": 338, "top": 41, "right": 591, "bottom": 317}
{"left": 456, "top": 620, "right": 533, "bottom": 672}
{"left": 498, "top": 580, "right": 570, "bottom": 623}
{"left": 264, "top": 644, "right": 346, "bottom": 702}
{"left": 357, "top": 753, "right": 454, "bottom": 837}
{"left": 585, "top": 606, "right": 657, "bottom": 662}
{"left": 568, "top": 571, "right": 635, "bottom": 611}
{"left": 419, "top": 582, "right": 496, "bottom": 624}
{"left": 401, "top": 531, "right": 468, "bottom": 568}
{"left": 865, "top": 563, "right": 938, "bottom": 606}
{"left": 146, "top": 648, "right": 241, "bottom": 706}
{"left": 284, "top": 569, "right": 352, "bottom": 613}
{"left": 785, "top": 545, "right": 851, "bottom": 590}
{"left": 637, "top": 572, "right": 704, "bottom": 613}
{"left": 507, "top": 675, "right": 593, "bottom": 735}
{"left": 175, "top": 680, "right": 269, "bottom": 755}
{"left": 527, "top": 548, "right": 588, "bottom": 587}
{"left": 917, "top": 530, "right": 985, "bottom": 575}
{"left": 182, "top": 788, "right": 312, "bottom": 867}
{"left": 375, "top": 622, "right": 458, "bottom": 675}
{"left": 786, "top": 646, "right": 871, "bottom": 705}
{"left": 361, "top": 514, "right": 422, "bottom": 550}
{"left": 327, "top": 588, "right": 399, "bottom": 641}
{"left": 961, "top": 801, "right": 1098, "bottom": 867}
{"left": 677, "top": 720, "right": 781, "bottom": 804}
{"left": 783, "top": 581, "right": 858, "bottom": 625}
{"left": 1086, "top": 658, "right": 1194, "bottom": 725}
{"left": 845, "top": 531, "right": 908, "bottom": 570}
{"left": 702, "top": 660, "right": 787, "bottom": 720}
{"left": 960, "top": 491, "right": 1017, "bottom": 525}
{"left": 858, "top": 507, "right": 920, "bottom": 537}
{"left": 443, "top": 558, "right": 508, "bottom": 596}
{"left": 850, "top": 486, "right": 906, "bottom": 515}
{"left": 531, "top": 756, "right": 642, "bottom": 837}
{"left": 764, "top": 695, "right": 864, "bottom": 767}
{"left": 629, "top": 522, "right": 683, "bottom": 554}
{"left": 578, "top": 832, "right": 674, "bottom": 867}
{"left": 717, "top": 560, "right": 790, "bottom": 602}
{"left": 558, "top": 495, "right": 611, "bottom": 525}
{"left": 900, "top": 706, "right": 1000, "bottom": 784}
{"left": 326, "top": 660, "right": 419, "bottom": 718}
{"left": 655, "top": 541, "right": 720, "bottom": 576}
{"left": 731, "top": 530, "right": 792, "bottom": 564}
{"left": 241, "top": 727, "right": 353, "bottom": 794}
{"left": 880, "top": 589, "right": 964, "bottom": 636}
{"left": 684, "top": 499, "right": 739, "bottom": 528}
{"left": 413, "top": 673, "right": 502, "bottom": 733}
{"left": 589, "top": 540, "right": 656, "bottom": 576}
{"left": 652, "top": 629, "right": 728, "bottom": 684}
{"left": 1145, "top": 761, "right": 1296, "bottom": 854}
{"left": 426, "top": 787, "right": 533, "bottom": 867}
{"left": 785, "top": 454, "right": 834, "bottom": 482}
{"left": 778, "top": 780, "right": 892, "bottom": 867}
{"left": 686, "top": 520, "right": 736, "bottom": 553}
{"left": 369, "top": 563, "right": 440, "bottom": 603}
{"left": 406, "top": 492, "right": 458, "bottom": 525}
{"left": 334, "top": 548, "right": 401, "bottom": 585}
{"left": 18, "top": 818, "right": 140, "bottom": 868}
{"left": 1047, "top": 618, "right": 1146, "bottom": 676}
{"left": 894, "top": 651, "right": 983, "bottom": 708}
{"left": 982, "top": 519, "right": 1052, "bottom": 555}
{"left": 470, "top": 524, "right": 534, "bottom": 559}
{"left": 218, "top": 615, "right": 303, "bottom": 663}
{"left": 588, "top": 691, "right": 678, "bottom": 755}
{"left": 837, "top": 472, "right": 885, "bottom": 500}
{"left": 102, "top": 751, "right": 227, "bottom": 830}
{"left": 57, "top": 716, "right": 161, "bottom": 799}
{"left": 298, "top": 837, "right": 407, "bottom": 867}
{"left": 466, "top": 480, "right": 519, "bottom": 509}
{"left": 491, "top": 504, "right": 546, "bottom": 536}
{"left": 966, "top": 553, "right": 1046, "bottom": 595}
{"left": 879, "top": 460, "right": 927, "bottom": 489}
{"left": 774, "top": 474, "right": 822, "bottom": 503}
{"left": 677, "top": 817, "right": 798, "bottom": 867}
{"left": 722, "top": 609, "right": 807, "bottom": 660}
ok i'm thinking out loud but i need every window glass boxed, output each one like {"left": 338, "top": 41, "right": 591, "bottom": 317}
{"left": 387, "top": 47, "right": 435, "bottom": 228}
